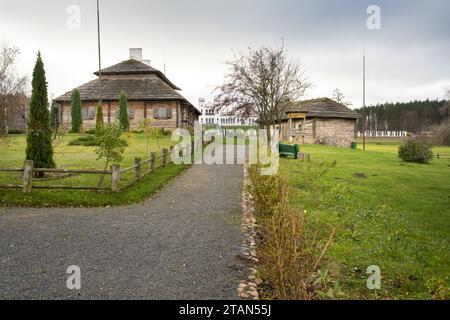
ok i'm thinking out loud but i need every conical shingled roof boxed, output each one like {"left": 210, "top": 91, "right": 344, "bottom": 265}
{"left": 94, "top": 59, "right": 181, "bottom": 90}
{"left": 53, "top": 78, "right": 187, "bottom": 103}
{"left": 53, "top": 59, "right": 201, "bottom": 115}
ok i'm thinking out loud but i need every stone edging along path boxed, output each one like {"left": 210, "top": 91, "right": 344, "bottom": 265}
{"left": 237, "top": 164, "right": 261, "bottom": 300}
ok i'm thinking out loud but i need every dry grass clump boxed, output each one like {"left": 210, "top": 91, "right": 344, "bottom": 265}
{"left": 248, "top": 166, "right": 335, "bottom": 300}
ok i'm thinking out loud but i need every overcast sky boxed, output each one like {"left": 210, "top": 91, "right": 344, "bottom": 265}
{"left": 1, "top": 0, "right": 449, "bottom": 108}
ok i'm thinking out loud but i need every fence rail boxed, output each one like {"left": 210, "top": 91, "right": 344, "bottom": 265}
{"left": 0, "top": 146, "right": 184, "bottom": 195}
{"left": 436, "top": 153, "right": 450, "bottom": 159}
{"left": 0, "top": 184, "right": 22, "bottom": 189}
{"left": 0, "top": 143, "right": 203, "bottom": 195}
{"left": 357, "top": 131, "right": 408, "bottom": 138}
{"left": 33, "top": 168, "right": 110, "bottom": 174}
{"left": 0, "top": 168, "right": 24, "bottom": 173}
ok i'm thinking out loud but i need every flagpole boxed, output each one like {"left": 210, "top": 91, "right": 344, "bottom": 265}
{"left": 362, "top": 44, "right": 366, "bottom": 151}
{"left": 97, "top": 0, "right": 102, "bottom": 105}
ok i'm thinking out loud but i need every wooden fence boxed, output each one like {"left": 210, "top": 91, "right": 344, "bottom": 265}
{"left": 0, "top": 147, "right": 178, "bottom": 194}
{"left": 357, "top": 131, "right": 409, "bottom": 138}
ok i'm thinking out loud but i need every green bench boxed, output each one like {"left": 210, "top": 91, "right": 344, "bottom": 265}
{"left": 279, "top": 143, "right": 299, "bottom": 160}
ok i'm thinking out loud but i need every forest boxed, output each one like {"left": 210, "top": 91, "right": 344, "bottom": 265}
{"left": 355, "top": 99, "right": 449, "bottom": 133}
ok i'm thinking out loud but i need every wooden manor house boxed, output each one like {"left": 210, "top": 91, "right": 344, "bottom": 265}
{"left": 53, "top": 48, "right": 200, "bottom": 131}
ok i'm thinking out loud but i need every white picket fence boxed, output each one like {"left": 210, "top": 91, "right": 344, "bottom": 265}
{"left": 357, "top": 131, "right": 408, "bottom": 138}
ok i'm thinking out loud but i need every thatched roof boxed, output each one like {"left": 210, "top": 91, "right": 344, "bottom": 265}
{"left": 284, "top": 98, "right": 361, "bottom": 119}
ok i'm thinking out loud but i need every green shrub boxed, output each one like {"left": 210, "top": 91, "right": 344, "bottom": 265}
{"left": 68, "top": 135, "right": 128, "bottom": 147}
{"left": 398, "top": 140, "right": 433, "bottom": 164}
{"left": 8, "top": 129, "right": 24, "bottom": 134}
{"left": 68, "top": 135, "right": 98, "bottom": 146}
{"left": 159, "top": 128, "right": 171, "bottom": 136}
{"left": 84, "top": 129, "right": 96, "bottom": 135}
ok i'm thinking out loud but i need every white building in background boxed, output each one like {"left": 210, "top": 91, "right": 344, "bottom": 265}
{"left": 198, "top": 98, "right": 258, "bottom": 127}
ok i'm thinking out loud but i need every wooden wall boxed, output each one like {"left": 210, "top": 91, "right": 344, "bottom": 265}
{"left": 60, "top": 100, "right": 189, "bottom": 130}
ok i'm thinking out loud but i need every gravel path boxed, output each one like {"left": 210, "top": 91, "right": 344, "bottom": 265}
{"left": 0, "top": 163, "right": 245, "bottom": 300}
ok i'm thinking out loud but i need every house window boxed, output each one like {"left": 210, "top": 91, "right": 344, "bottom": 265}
{"left": 128, "top": 108, "right": 135, "bottom": 120}
{"left": 154, "top": 105, "right": 172, "bottom": 120}
{"left": 114, "top": 107, "right": 134, "bottom": 120}
{"left": 82, "top": 107, "right": 96, "bottom": 120}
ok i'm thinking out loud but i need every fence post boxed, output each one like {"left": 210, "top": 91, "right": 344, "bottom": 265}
{"left": 170, "top": 146, "right": 175, "bottom": 164}
{"left": 111, "top": 164, "right": 121, "bottom": 193}
{"left": 150, "top": 152, "right": 156, "bottom": 172}
{"left": 134, "top": 158, "right": 142, "bottom": 181}
{"left": 23, "top": 160, "right": 34, "bottom": 194}
{"left": 162, "top": 148, "right": 168, "bottom": 167}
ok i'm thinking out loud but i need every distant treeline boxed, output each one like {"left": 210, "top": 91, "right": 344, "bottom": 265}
{"left": 355, "top": 99, "right": 449, "bottom": 133}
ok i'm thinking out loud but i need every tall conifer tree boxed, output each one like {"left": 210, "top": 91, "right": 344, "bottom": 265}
{"left": 119, "top": 90, "right": 129, "bottom": 131}
{"left": 71, "top": 89, "right": 82, "bottom": 133}
{"left": 26, "top": 52, "right": 55, "bottom": 171}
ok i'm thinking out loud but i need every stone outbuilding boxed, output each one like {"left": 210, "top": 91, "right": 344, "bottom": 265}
{"left": 53, "top": 49, "right": 200, "bottom": 131}
{"left": 279, "top": 98, "right": 361, "bottom": 148}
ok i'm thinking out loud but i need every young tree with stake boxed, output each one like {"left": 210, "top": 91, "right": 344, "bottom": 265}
{"left": 95, "top": 123, "right": 126, "bottom": 187}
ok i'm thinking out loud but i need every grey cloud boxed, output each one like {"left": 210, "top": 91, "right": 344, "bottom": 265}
{"left": 0, "top": 0, "right": 448, "bottom": 107}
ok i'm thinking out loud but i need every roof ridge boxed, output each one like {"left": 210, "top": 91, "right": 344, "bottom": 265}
{"left": 93, "top": 59, "right": 181, "bottom": 90}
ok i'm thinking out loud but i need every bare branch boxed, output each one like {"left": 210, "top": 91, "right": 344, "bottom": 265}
{"left": 0, "top": 42, "right": 28, "bottom": 135}
{"left": 214, "top": 44, "right": 311, "bottom": 141}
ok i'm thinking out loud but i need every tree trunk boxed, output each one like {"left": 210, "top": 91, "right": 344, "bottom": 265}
{"left": 97, "top": 161, "right": 109, "bottom": 189}
{"left": 266, "top": 122, "right": 272, "bottom": 146}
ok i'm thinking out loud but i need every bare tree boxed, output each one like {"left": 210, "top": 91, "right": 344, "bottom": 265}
{"left": 332, "top": 88, "right": 352, "bottom": 107}
{"left": 214, "top": 45, "right": 311, "bottom": 143}
{"left": 0, "top": 42, "right": 28, "bottom": 136}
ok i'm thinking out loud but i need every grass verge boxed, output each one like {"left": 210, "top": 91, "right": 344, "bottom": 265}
{"left": 0, "top": 134, "right": 186, "bottom": 207}
{"left": 280, "top": 143, "right": 450, "bottom": 299}
{"left": 0, "top": 163, "right": 188, "bottom": 207}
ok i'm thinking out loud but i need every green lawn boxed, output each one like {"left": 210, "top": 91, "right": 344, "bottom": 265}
{"left": 0, "top": 134, "right": 187, "bottom": 207}
{"left": 356, "top": 139, "right": 450, "bottom": 157}
{"left": 280, "top": 142, "right": 450, "bottom": 299}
